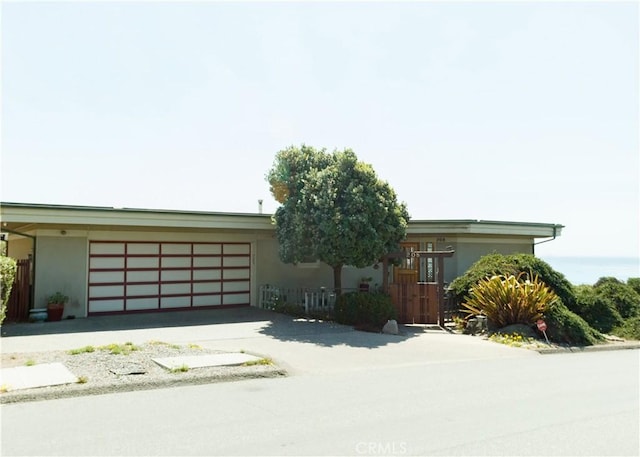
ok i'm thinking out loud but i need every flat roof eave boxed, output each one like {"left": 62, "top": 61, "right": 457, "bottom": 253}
{"left": 0, "top": 202, "right": 274, "bottom": 231}
{"left": 1, "top": 202, "right": 563, "bottom": 238}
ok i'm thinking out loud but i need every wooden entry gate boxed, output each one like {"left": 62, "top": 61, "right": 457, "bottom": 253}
{"left": 383, "top": 248, "right": 455, "bottom": 326}
{"left": 388, "top": 282, "right": 439, "bottom": 324}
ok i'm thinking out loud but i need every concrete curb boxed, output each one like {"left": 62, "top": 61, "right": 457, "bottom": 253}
{"left": 536, "top": 342, "right": 640, "bottom": 355}
{"left": 0, "top": 365, "right": 287, "bottom": 405}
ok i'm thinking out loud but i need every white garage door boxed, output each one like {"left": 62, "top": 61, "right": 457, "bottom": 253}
{"left": 88, "top": 241, "right": 251, "bottom": 314}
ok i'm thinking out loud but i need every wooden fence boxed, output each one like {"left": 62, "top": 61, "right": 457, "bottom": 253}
{"left": 6, "top": 259, "right": 31, "bottom": 322}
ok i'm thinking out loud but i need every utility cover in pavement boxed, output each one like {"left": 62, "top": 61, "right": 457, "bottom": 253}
{"left": 0, "top": 363, "right": 78, "bottom": 391}
{"left": 152, "top": 353, "right": 263, "bottom": 370}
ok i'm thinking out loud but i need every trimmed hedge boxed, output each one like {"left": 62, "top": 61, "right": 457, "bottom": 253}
{"left": 593, "top": 277, "right": 640, "bottom": 319}
{"left": 450, "top": 253, "right": 576, "bottom": 309}
{"left": 334, "top": 292, "right": 397, "bottom": 328}
{"left": 573, "top": 284, "right": 624, "bottom": 333}
{"left": 0, "top": 256, "right": 18, "bottom": 325}
{"left": 543, "top": 301, "right": 604, "bottom": 346}
{"left": 627, "top": 278, "right": 640, "bottom": 295}
{"left": 613, "top": 315, "right": 640, "bottom": 340}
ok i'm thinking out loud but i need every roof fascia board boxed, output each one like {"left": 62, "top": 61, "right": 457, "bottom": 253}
{"left": 1, "top": 204, "right": 274, "bottom": 231}
{"left": 407, "top": 220, "right": 563, "bottom": 237}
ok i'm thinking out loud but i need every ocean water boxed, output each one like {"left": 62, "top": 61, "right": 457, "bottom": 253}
{"left": 540, "top": 256, "right": 640, "bottom": 286}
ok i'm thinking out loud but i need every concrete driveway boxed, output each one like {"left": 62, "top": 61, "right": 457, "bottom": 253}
{"left": 0, "top": 307, "right": 538, "bottom": 376}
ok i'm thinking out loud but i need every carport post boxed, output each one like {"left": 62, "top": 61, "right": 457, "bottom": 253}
{"left": 437, "top": 255, "right": 446, "bottom": 327}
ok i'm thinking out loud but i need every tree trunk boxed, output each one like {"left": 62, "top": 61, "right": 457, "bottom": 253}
{"left": 332, "top": 264, "right": 343, "bottom": 295}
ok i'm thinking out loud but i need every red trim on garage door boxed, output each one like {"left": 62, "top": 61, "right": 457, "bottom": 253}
{"left": 88, "top": 241, "right": 251, "bottom": 315}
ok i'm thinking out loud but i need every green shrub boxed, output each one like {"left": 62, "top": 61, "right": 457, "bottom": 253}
{"left": 627, "top": 278, "right": 640, "bottom": 295}
{"left": 334, "top": 292, "right": 396, "bottom": 328}
{"left": 592, "top": 277, "right": 640, "bottom": 319}
{"left": 612, "top": 315, "right": 640, "bottom": 340}
{"left": 450, "top": 253, "right": 604, "bottom": 346}
{"left": 0, "top": 256, "right": 18, "bottom": 325}
{"left": 594, "top": 276, "right": 624, "bottom": 287}
{"left": 450, "top": 253, "right": 576, "bottom": 309}
{"left": 271, "top": 301, "right": 306, "bottom": 318}
{"left": 543, "top": 301, "right": 603, "bottom": 346}
{"left": 572, "top": 285, "right": 624, "bottom": 333}
{"left": 461, "top": 272, "right": 558, "bottom": 328}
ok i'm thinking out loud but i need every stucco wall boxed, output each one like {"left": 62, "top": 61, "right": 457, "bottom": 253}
{"left": 255, "top": 238, "right": 334, "bottom": 289}
{"left": 35, "top": 236, "right": 88, "bottom": 318}
{"left": 255, "top": 239, "right": 384, "bottom": 292}
{"left": 7, "top": 236, "right": 33, "bottom": 260}
{"left": 450, "top": 238, "right": 534, "bottom": 280}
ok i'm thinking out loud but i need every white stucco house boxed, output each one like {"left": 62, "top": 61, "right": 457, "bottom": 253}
{"left": 0, "top": 202, "right": 563, "bottom": 320}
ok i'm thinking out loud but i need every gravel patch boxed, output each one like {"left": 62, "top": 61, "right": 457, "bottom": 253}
{"left": 1, "top": 341, "right": 286, "bottom": 404}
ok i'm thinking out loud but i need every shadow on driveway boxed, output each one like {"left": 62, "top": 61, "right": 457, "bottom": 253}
{"left": 258, "top": 317, "right": 425, "bottom": 349}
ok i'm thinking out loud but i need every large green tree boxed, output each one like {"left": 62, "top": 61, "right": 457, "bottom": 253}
{"left": 267, "top": 144, "right": 410, "bottom": 291}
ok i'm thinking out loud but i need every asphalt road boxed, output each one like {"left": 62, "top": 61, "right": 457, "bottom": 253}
{"left": 1, "top": 349, "right": 638, "bottom": 456}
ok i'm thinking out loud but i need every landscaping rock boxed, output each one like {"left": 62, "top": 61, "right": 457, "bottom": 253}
{"left": 382, "top": 320, "right": 399, "bottom": 335}
{"left": 464, "top": 316, "right": 489, "bottom": 335}
{"left": 464, "top": 318, "right": 479, "bottom": 335}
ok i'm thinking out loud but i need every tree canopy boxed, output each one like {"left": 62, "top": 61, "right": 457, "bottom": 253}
{"left": 266, "top": 144, "right": 410, "bottom": 291}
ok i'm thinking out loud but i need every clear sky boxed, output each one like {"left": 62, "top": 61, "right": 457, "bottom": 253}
{"left": 1, "top": 1, "right": 638, "bottom": 259}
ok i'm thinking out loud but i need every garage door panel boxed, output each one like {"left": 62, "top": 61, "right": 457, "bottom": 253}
{"left": 224, "top": 281, "right": 250, "bottom": 292}
{"left": 90, "top": 243, "right": 125, "bottom": 255}
{"left": 193, "top": 257, "right": 221, "bottom": 268}
{"left": 194, "top": 244, "right": 221, "bottom": 255}
{"left": 161, "top": 270, "right": 191, "bottom": 281}
{"left": 193, "top": 295, "right": 222, "bottom": 306}
{"left": 127, "top": 270, "right": 159, "bottom": 282}
{"left": 193, "top": 282, "right": 221, "bottom": 294}
{"left": 127, "top": 298, "right": 158, "bottom": 311}
{"left": 162, "top": 257, "right": 191, "bottom": 268}
{"left": 161, "top": 243, "right": 191, "bottom": 255}
{"left": 89, "top": 285, "right": 124, "bottom": 298}
{"left": 223, "top": 269, "right": 250, "bottom": 280}
{"left": 89, "top": 241, "right": 250, "bottom": 315}
{"left": 90, "top": 271, "right": 124, "bottom": 283}
{"left": 224, "top": 244, "right": 250, "bottom": 255}
{"left": 128, "top": 243, "right": 159, "bottom": 255}
{"left": 161, "top": 296, "right": 191, "bottom": 308}
{"left": 128, "top": 284, "right": 159, "bottom": 297}
{"left": 224, "top": 257, "right": 250, "bottom": 267}
{"left": 91, "top": 257, "right": 125, "bottom": 269}
{"left": 161, "top": 283, "right": 191, "bottom": 295}
{"left": 89, "top": 299, "right": 124, "bottom": 313}
{"left": 193, "top": 269, "right": 221, "bottom": 280}
{"left": 128, "top": 257, "right": 159, "bottom": 269}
